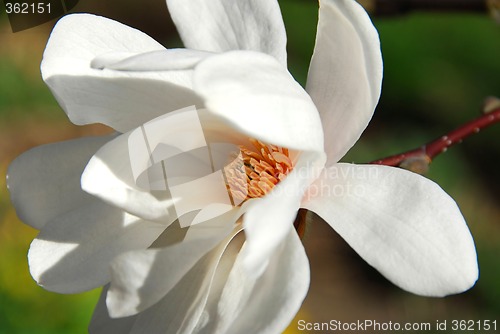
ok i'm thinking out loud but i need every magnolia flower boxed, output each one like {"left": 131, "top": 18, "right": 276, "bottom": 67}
{"left": 7, "top": 0, "right": 478, "bottom": 333}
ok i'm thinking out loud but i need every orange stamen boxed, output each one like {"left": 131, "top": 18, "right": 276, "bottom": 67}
{"left": 225, "top": 139, "right": 294, "bottom": 203}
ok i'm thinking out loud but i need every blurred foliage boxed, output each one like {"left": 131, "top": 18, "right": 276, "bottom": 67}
{"left": 0, "top": 59, "right": 53, "bottom": 118}
{"left": 1, "top": 0, "right": 499, "bottom": 333}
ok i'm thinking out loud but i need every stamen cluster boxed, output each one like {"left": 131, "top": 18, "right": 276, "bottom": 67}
{"left": 225, "top": 138, "right": 293, "bottom": 203}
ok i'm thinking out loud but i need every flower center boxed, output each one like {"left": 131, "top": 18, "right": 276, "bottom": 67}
{"left": 225, "top": 138, "right": 294, "bottom": 204}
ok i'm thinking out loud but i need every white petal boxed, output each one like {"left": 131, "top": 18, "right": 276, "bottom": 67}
{"left": 194, "top": 51, "right": 324, "bottom": 152}
{"left": 306, "top": 0, "right": 383, "bottom": 164}
{"left": 91, "top": 49, "right": 214, "bottom": 71}
{"left": 103, "top": 226, "right": 244, "bottom": 334}
{"left": 28, "top": 200, "right": 164, "bottom": 294}
{"left": 42, "top": 14, "right": 202, "bottom": 132}
{"left": 7, "top": 136, "right": 112, "bottom": 230}
{"left": 82, "top": 108, "right": 242, "bottom": 223}
{"left": 242, "top": 151, "right": 325, "bottom": 276}
{"left": 89, "top": 286, "right": 137, "bottom": 334}
{"left": 203, "top": 231, "right": 309, "bottom": 334}
{"left": 82, "top": 128, "right": 177, "bottom": 223}
{"left": 192, "top": 233, "right": 244, "bottom": 333}
{"left": 303, "top": 164, "right": 478, "bottom": 296}
{"left": 166, "top": 0, "right": 287, "bottom": 65}
{"left": 106, "top": 211, "right": 244, "bottom": 317}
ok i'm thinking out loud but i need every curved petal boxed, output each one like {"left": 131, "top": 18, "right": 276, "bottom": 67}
{"left": 129, "top": 230, "right": 243, "bottom": 334}
{"left": 7, "top": 135, "right": 112, "bottom": 230}
{"left": 81, "top": 108, "right": 244, "bottom": 223}
{"left": 92, "top": 49, "right": 214, "bottom": 71}
{"left": 89, "top": 285, "right": 137, "bottom": 334}
{"left": 106, "top": 211, "right": 243, "bottom": 317}
{"left": 42, "top": 13, "right": 203, "bottom": 132}
{"left": 91, "top": 221, "right": 308, "bottom": 334}
{"left": 306, "top": 0, "right": 383, "bottom": 164}
{"left": 303, "top": 164, "right": 478, "bottom": 296}
{"left": 166, "top": 0, "right": 287, "bottom": 65}
{"left": 28, "top": 200, "right": 165, "bottom": 294}
{"left": 242, "top": 151, "right": 325, "bottom": 276}
{"left": 200, "top": 230, "right": 309, "bottom": 334}
{"left": 81, "top": 129, "right": 177, "bottom": 223}
{"left": 101, "top": 225, "right": 241, "bottom": 333}
{"left": 194, "top": 51, "right": 324, "bottom": 152}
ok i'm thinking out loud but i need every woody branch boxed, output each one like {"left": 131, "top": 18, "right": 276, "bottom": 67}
{"left": 370, "top": 97, "right": 500, "bottom": 173}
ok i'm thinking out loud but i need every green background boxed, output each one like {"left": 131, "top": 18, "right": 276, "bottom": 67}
{"left": 1, "top": 0, "right": 499, "bottom": 333}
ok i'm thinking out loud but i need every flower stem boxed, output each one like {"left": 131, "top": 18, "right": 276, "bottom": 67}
{"left": 370, "top": 98, "right": 500, "bottom": 173}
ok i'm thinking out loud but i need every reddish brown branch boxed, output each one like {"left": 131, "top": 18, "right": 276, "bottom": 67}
{"left": 370, "top": 104, "right": 500, "bottom": 170}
